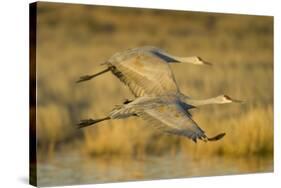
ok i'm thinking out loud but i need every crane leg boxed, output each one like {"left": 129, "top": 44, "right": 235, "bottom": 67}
{"left": 76, "top": 67, "right": 111, "bottom": 83}
{"left": 77, "top": 116, "right": 110, "bottom": 128}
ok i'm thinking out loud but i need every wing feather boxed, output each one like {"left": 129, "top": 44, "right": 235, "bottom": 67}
{"left": 136, "top": 102, "right": 207, "bottom": 142}
{"left": 109, "top": 52, "right": 179, "bottom": 97}
{"left": 108, "top": 95, "right": 207, "bottom": 142}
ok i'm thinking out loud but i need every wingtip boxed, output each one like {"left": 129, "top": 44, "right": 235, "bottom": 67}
{"left": 207, "top": 132, "right": 226, "bottom": 141}
{"left": 192, "top": 137, "right": 197, "bottom": 143}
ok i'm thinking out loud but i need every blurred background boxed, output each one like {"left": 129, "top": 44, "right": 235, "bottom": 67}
{"left": 35, "top": 2, "right": 273, "bottom": 186}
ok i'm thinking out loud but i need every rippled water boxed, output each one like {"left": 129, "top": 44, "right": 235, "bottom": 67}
{"left": 37, "top": 152, "right": 273, "bottom": 186}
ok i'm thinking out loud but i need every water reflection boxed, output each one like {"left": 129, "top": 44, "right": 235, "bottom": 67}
{"left": 37, "top": 151, "right": 272, "bottom": 186}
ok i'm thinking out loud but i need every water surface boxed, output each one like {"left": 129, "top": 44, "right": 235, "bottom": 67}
{"left": 37, "top": 151, "right": 273, "bottom": 186}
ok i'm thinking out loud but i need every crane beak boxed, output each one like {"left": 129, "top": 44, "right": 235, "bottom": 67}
{"left": 202, "top": 60, "right": 212, "bottom": 66}
{"left": 231, "top": 98, "right": 244, "bottom": 103}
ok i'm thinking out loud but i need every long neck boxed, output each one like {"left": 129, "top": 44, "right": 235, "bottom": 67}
{"left": 183, "top": 96, "right": 221, "bottom": 107}
{"left": 172, "top": 56, "right": 198, "bottom": 64}
{"left": 158, "top": 51, "right": 198, "bottom": 64}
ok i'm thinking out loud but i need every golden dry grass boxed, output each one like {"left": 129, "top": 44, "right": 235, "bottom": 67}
{"left": 35, "top": 2, "right": 273, "bottom": 160}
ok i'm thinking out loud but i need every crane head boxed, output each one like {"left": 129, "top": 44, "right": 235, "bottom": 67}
{"left": 195, "top": 56, "right": 212, "bottom": 66}
{"left": 217, "top": 95, "right": 243, "bottom": 104}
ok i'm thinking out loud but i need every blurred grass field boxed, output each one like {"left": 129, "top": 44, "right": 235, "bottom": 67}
{"left": 35, "top": 2, "right": 273, "bottom": 168}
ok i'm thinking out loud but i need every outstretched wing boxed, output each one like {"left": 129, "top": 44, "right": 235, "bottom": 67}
{"left": 136, "top": 102, "right": 207, "bottom": 142}
{"left": 108, "top": 51, "right": 180, "bottom": 97}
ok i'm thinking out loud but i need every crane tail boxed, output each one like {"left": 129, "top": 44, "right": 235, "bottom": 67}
{"left": 207, "top": 132, "right": 226, "bottom": 141}
{"left": 77, "top": 117, "right": 110, "bottom": 129}
{"left": 76, "top": 67, "right": 111, "bottom": 83}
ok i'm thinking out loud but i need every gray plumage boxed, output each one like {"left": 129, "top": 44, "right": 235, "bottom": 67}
{"left": 77, "top": 46, "right": 211, "bottom": 97}
{"left": 78, "top": 94, "right": 227, "bottom": 143}
{"left": 77, "top": 46, "right": 241, "bottom": 142}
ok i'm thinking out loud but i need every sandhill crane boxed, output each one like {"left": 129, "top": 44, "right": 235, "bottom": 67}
{"left": 78, "top": 94, "right": 241, "bottom": 142}
{"left": 76, "top": 46, "right": 242, "bottom": 142}
{"left": 76, "top": 46, "right": 240, "bottom": 108}
{"left": 76, "top": 46, "right": 211, "bottom": 97}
